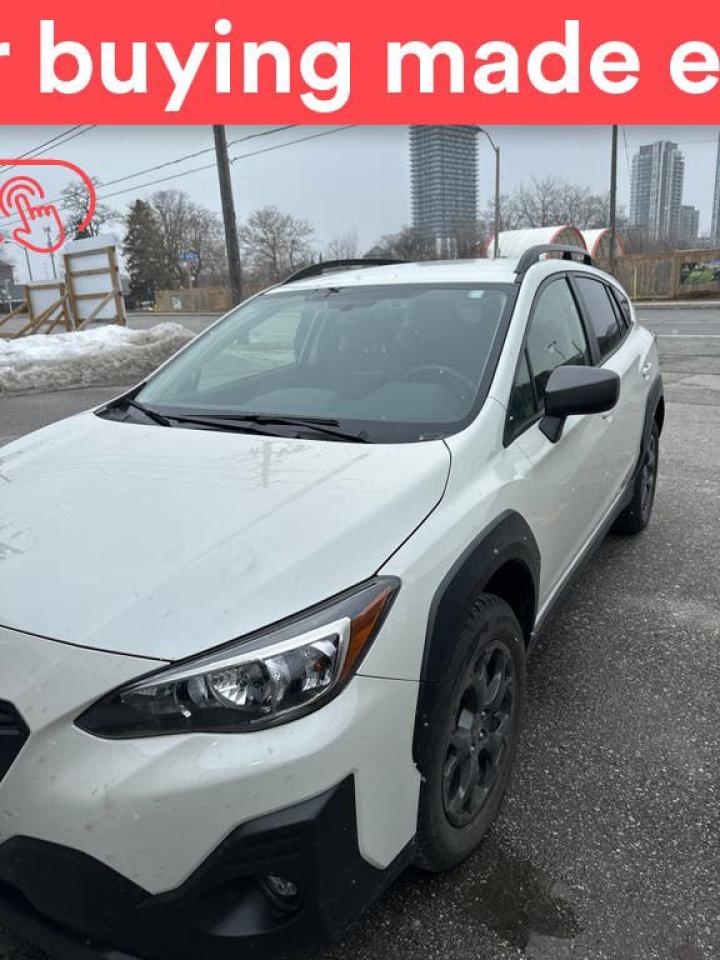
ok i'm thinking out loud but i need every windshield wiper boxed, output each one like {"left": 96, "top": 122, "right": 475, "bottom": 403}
{"left": 107, "top": 399, "right": 370, "bottom": 442}
{"left": 169, "top": 412, "right": 369, "bottom": 443}
{"left": 248, "top": 415, "right": 370, "bottom": 443}
{"left": 119, "top": 398, "right": 173, "bottom": 426}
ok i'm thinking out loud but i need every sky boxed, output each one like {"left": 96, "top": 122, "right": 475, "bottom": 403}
{"left": 1, "top": 124, "right": 719, "bottom": 283}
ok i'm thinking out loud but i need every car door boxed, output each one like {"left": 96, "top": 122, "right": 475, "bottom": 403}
{"left": 504, "top": 274, "right": 614, "bottom": 602}
{"left": 571, "top": 275, "right": 648, "bottom": 508}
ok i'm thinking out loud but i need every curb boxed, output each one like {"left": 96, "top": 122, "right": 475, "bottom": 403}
{"left": 634, "top": 301, "right": 720, "bottom": 310}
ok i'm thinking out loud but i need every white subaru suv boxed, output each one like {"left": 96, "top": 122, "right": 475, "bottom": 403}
{"left": 0, "top": 246, "right": 662, "bottom": 960}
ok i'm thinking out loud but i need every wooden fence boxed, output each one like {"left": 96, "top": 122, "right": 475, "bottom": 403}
{"left": 155, "top": 287, "right": 233, "bottom": 313}
{"left": 613, "top": 249, "right": 720, "bottom": 300}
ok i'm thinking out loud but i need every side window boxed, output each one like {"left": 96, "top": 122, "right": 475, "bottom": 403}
{"left": 574, "top": 276, "right": 624, "bottom": 359}
{"left": 525, "top": 278, "right": 590, "bottom": 402}
{"left": 507, "top": 351, "right": 536, "bottom": 437}
{"left": 609, "top": 286, "right": 632, "bottom": 330}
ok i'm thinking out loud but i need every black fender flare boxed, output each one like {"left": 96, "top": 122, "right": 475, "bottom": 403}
{"left": 421, "top": 510, "right": 540, "bottom": 685}
{"left": 632, "top": 375, "right": 664, "bottom": 481}
{"left": 413, "top": 510, "right": 540, "bottom": 765}
{"left": 643, "top": 375, "right": 664, "bottom": 444}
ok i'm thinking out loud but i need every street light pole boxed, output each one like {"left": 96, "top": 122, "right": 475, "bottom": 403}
{"left": 45, "top": 226, "right": 58, "bottom": 279}
{"left": 477, "top": 127, "right": 501, "bottom": 259}
{"left": 22, "top": 244, "right": 33, "bottom": 282}
{"left": 2, "top": 238, "right": 34, "bottom": 282}
{"left": 609, "top": 125, "right": 618, "bottom": 275}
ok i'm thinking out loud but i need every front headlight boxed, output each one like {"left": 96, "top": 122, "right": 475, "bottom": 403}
{"left": 76, "top": 578, "right": 399, "bottom": 738}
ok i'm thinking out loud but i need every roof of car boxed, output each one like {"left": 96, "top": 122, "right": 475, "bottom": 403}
{"left": 270, "top": 258, "right": 521, "bottom": 291}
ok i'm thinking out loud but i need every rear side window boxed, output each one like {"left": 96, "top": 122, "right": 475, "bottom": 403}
{"left": 609, "top": 286, "right": 632, "bottom": 330}
{"left": 575, "top": 277, "right": 624, "bottom": 359}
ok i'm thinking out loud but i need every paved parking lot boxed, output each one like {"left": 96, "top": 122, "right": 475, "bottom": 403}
{"left": 0, "top": 309, "right": 718, "bottom": 960}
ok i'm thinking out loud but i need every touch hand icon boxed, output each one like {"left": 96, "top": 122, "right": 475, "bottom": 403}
{"left": 0, "top": 176, "right": 66, "bottom": 253}
{"left": 0, "top": 158, "right": 96, "bottom": 255}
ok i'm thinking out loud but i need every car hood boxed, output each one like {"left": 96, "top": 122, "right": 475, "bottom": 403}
{"left": 0, "top": 414, "right": 450, "bottom": 661}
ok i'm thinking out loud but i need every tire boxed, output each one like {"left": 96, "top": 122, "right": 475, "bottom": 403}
{"left": 613, "top": 422, "right": 660, "bottom": 535}
{"left": 415, "top": 594, "right": 526, "bottom": 872}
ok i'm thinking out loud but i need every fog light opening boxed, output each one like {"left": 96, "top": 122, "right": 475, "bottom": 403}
{"left": 260, "top": 874, "right": 302, "bottom": 914}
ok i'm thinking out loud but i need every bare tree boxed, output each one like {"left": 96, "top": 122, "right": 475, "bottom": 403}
{"left": 448, "top": 221, "right": 485, "bottom": 259}
{"left": 481, "top": 177, "right": 611, "bottom": 231}
{"left": 479, "top": 177, "right": 618, "bottom": 245}
{"left": 148, "top": 190, "right": 227, "bottom": 289}
{"left": 479, "top": 192, "right": 525, "bottom": 236}
{"left": 365, "top": 226, "right": 431, "bottom": 261}
{"left": 60, "top": 177, "right": 118, "bottom": 240}
{"left": 514, "top": 177, "right": 558, "bottom": 228}
{"left": 183, "top": 207, "right": 228, "bottom": 287}
{"left": 239, "top": 206, "right": 315, "bottom": 285}
{"left": 324, "top": 228, "right": 359, "bottom": 260}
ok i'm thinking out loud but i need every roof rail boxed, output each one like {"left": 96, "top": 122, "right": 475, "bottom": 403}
{"left": 515, "top": 244, "right": 594, "bottom": 280}
{"left": 282, "top": 258, "right": 405, "bottom": 285}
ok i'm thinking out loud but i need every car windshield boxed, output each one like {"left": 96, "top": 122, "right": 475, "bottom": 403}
{"left": 135, "top": 283, "right": 514, "bottom": 442}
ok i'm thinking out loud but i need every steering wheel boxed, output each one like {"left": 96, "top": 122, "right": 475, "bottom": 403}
{"left": 402, "top": 364, "right": 476, "bottom": 399}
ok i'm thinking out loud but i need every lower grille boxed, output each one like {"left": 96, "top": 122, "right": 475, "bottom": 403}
{"left": 0, "top": 702, "right": 29, "bottom": 784}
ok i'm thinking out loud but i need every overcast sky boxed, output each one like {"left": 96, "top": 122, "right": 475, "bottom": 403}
{"left": 1, "top": 124, "right": 719, "bottom": 283}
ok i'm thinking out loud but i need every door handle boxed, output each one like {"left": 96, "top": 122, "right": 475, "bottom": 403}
{"left": 641, "top": 361, "right": 653, "bottom": 380}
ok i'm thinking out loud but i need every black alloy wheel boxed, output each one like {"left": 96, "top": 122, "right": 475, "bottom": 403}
{"left": 415, "top": 594, "right": 526, "bottom": 872}
{"left": 613, "top": 421, "right": 660, "bottom": 535}
{"left": 442, "top": 641, "right": 516, "bottom": 828}
{"left": 639, "top": 427, "right": 659, "bottom": 524}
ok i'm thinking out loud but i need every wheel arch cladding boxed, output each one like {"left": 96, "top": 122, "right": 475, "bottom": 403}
{"left": 421, "top": 511, "right": 540, "bottom": 686}
{"left": 653, "top": 392, "right": 665, "bottom": 435}
{"left": 413, "top": 511, "right": 538, "bottom": 771}
{"left": 646, "top": 377, "right": 664, "bottom": 442}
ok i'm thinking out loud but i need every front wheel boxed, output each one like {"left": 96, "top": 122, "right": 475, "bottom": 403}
{"left": 613, "top": 422, "right": 659, "bottom": 535}
{"left": 415, "top": 594, "right": 526, "bottom": 872}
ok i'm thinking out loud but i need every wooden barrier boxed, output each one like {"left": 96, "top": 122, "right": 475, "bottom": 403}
{"left": 1, "top": 237, "right": 127, "bottom": 337}
{"left": 155, "top": 287, "right": 233, "bottom": 314}
{"left": 0, "top": 281, "right": 72, "bottom": 339}
{"left": 63, "top": 240, "right": 127, "bottom": 328}
{"left": 613, "top": 248, "right": 720, "bottom": 300}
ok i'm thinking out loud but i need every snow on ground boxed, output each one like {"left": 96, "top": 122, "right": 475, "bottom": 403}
{"left": 0, "top": 323, "right": 195, "bottom": 395}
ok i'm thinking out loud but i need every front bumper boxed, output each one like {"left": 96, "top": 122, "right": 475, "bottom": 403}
{"left": 0, "top": 777, "right": 413, "bottom": 960}
{"left": 0, "top": 624, "right": 421, "bottom": 957}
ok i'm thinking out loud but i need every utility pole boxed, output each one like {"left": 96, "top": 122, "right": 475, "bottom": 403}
{"left": 609, "top": 125, "right": 618, "bottom": 275}
{"left": 213, "top": 125, "right": 243, "bottom": 304}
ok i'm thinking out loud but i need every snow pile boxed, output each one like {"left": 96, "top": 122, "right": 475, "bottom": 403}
{"left": 0, "top": 323, "right": 195, "bottom": 394}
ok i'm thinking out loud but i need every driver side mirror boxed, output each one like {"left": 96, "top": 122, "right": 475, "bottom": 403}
{"left": 540, "top": 365, "right": 620, "bottom": 443}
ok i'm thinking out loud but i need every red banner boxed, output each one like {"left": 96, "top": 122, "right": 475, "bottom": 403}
{"left": 0, "top": 2, "right": 719, "bottom": 123}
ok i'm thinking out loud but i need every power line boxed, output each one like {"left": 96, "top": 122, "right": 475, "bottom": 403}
{"left": 0, "top": 125, "right": 294, "bottom": 228}
{"left": 0, "top": 126, "right": 97, "bottom": 174}
{"left": 0, "top": 126, "right": 84, "bottom": 170}
{"left": 98, "top": 126, "right": 356, "bottom": 202}
{"left": 0, "top": 126, "right": 298, "bottom": 223}
{"left": 0, "top": 126, "right": 357, "bottom": 231}
{"left": 96, "top": 125, "right": 296, "bottom": 192}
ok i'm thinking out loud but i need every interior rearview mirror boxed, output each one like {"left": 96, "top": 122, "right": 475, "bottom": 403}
{"left": 540, "top": 365, "right": 620, "bottom": 443}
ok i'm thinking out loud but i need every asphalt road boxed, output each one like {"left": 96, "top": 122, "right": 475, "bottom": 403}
{"left": 0, "top": 310, "right": 718, "bottom": 960}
